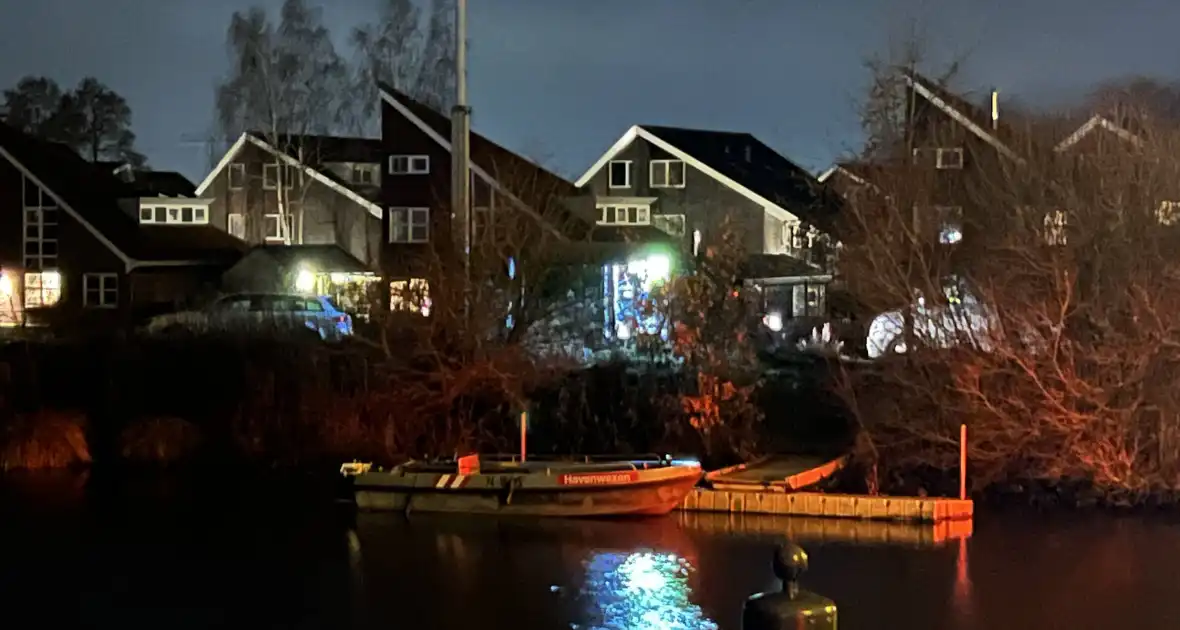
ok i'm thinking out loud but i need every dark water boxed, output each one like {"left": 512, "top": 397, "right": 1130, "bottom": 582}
{"left": 4, "top": 476, "right": 1180, "bottom": 629}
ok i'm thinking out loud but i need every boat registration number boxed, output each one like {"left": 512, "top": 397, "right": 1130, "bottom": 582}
{"left": 559, "top": 471, "right": 640, "bottom": 486}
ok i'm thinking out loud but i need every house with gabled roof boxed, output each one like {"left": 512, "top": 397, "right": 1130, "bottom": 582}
{"left": 376, "top": 84, "right": 670, "bottom": 336}
{"left": 572, "top": 124, "right": 839, "bottom": 332}
{"left": 0, "top": 121, "right": 246, "bottom": 330}
{"left": 195, "top": 132, "right": 385, "bottom": 271}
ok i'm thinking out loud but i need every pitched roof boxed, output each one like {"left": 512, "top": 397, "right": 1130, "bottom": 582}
{"left": 125, "top": 170, "right": 198, "bottom": 197}
{"left": 1054, "top": 114, "right": 1143, "bottom": 151}
{"left": 378, "top": 82, "right": 587, "bottom": 241}
{"left": 573, "top": 125, "right": 834, "bottom": 226}
{"left": 0, "top": 122, "right": 246, "bottom": 269}
{"left": 902, "top": 72, "right": 1025, "bottom": 163}
{"left": 194, "top": 132, "right": 382, "bottom": 218}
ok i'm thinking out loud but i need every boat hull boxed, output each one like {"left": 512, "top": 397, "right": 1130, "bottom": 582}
{"left": 351, "top": 462, "right": 701, "bottom": 518}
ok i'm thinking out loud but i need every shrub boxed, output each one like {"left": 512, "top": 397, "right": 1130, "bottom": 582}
{"left": 118, "top": 417, "right": 203, "bottom": 466}
{"left": 0, "top": 409, "right": 90, "bottom": 471}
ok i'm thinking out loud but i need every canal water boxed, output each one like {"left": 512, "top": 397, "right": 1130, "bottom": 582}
{"left": 3, "top": 477, "right": 1180, "bottom": 629}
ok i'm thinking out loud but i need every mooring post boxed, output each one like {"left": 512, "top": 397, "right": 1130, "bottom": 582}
{"left": 519, "top": 410, "right": 528, "bottom": 463}
{"left": 960, "top": 423, "right": 968, "bottom": 501}
{"left": 742, "top": 543, "right": 837, "bottom": 630}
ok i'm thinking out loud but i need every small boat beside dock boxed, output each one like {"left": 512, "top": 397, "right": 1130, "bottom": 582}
{"left": 342, "top": 455, "right": 702, "bottom": 518}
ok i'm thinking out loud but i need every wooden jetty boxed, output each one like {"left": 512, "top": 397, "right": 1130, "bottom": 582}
{"left": 680, "top": 455, "right": 974, "bottom": 524}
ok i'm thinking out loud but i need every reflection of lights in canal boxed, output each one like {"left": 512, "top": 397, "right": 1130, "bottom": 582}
{"left": 581, "top": 550, "right": 717, "bottom": 630}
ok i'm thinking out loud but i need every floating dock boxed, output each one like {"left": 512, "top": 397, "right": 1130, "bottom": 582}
{"left": 679, "top": 456, "right": 974, "bottom": 524}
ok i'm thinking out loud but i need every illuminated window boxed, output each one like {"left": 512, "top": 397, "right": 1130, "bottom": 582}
{"left": 936, "top": 206, "right": 963, "bottom": 244}
{"left": 1159, "top": 201, "right": 1180, "bottom": 226}
{"left": 1044, "top": 210, "right": 1068, "bottom": 245}
{"left": 389, "top": 278, "right": 430, "bottom": 316}
{"left": 24, "top": 271, "right": 61, "bottom": 308}
{"left": 83, "top": 273, "right": 118, "bottom": 308}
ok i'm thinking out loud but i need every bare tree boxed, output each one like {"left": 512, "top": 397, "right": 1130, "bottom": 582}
{"left": 214, "top": 0, "right": 349, "bottom": 244}
{"left": 836, "top": 60, "right": 1180, "bottom": 501}
{"left": 348, "top": 0, "right": 460, "bottom": 135}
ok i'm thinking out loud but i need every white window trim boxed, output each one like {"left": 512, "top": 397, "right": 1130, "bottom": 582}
{"left": 389, "top": 155, "right": 430, "bottom": 175}
{"left": 22, "top": 175, "right": 59, "bottom": 270}
{"left": 262, "top": 163, "right": 297, "bottom": 190}
{"left": 389, "top": 207, "right": 430, "bottom": 243}
{"left": 935, "top": 147, "right": 964, "bottom": 169}
{"left": 264, "top": 213, "right": 295, "bottom": 242}
{"left": 608, "top": 160, "right": 631, "bottom": 189}
{"left": 228, "top": 162, "right": 246, "bottom": 190}
{"left": 138, "top": 201, "right": 211, "bottom": 225}
{"left": 596, "top": 204, "right": 650, "bottom": 226}
{"left": 23, "top": 270, "right": 62, "bottom": 309}
{"left": 652, "top": 213, "right": 687, "bottom": 236}
{"left": 228, "top": 213, "right": 246, "bottom": 238}
{"left": 83, "top": 273, "right": 118, "bottom": 309}
{"left": 649, "top": 159, "right": 686, "bottom": 188}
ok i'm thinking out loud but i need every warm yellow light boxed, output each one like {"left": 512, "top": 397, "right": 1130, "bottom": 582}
{"left": 294, "top": 267, "right": 316, "bottom": 293}
{"left": 0, "top": 272, "right": 11, "bottom": 297}
{"left": 41, "top": 270, "right": 61, "bottom": 289}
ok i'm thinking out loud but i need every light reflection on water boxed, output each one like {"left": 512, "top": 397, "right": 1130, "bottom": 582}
{"left": 579, "top": 549, "right": 718, "bottom": 630}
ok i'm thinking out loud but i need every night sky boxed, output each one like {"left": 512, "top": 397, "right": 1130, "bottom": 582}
{"left": 2, "top": 0, "right": 1178, "bottom": 182}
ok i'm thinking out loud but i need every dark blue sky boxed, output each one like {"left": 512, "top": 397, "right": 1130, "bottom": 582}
{"left": 3, "top": 0, "right": 1178, "bottom": 182}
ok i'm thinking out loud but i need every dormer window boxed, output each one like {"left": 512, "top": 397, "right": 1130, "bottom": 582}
{"left": 935, "top": 148, "right": 964, "bottom": 169}
{"left": 608, "top": 161, "right": 631, "bottom": 188}
{"left": 138, "top": 199, "right": 211, "bottom": 225}
{"left": 597, "top": 203, "right": 649, "bottom": 225}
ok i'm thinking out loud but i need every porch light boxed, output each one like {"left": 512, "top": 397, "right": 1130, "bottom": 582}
{"left": 763, "top": 312, "right": 783, "bottom": 332}
{"left": 294, "top": 267, "right": 316, "bottom": 293}
{"left": 0, "top": 272, "right": 11, "bottom": 297}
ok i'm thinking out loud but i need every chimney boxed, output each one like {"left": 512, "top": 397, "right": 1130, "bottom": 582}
{"left": 744, "top": 145, "right": 752, "bottom": 162}
{"left": 991, "top": 89, "right": 999, "bottom": 130}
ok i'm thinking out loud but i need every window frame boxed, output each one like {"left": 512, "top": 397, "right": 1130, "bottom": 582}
{"left": 389, "top": 207, "right": 430, "bottom": 243}
{"left": 228, "top": 213, "right": 246, "bottom": 238}
{"left": 935, "top": 148, "right": 964, "bottom": 170}
{"left": 83, "top": 273, "right": 119, "bottom": 309}
{"left": 596, "top": 204, "right": 650, "bottom": 226}
{"left": 608, "top": 160, "right": 632, "bottom": 189}
{"left": 228, "top": 162, "right": 246, "bottom": 190}
{"left": 649, "top": 159, "right": 686, "bottom": 188}
{"left": 389, "top": 155, "right": 430, "bottom": 175}
{"left": 23, "top": 270, "right": 62, "bottom": 309}
{"left": 264, "top": 213, "right": 295, "bottom": 242}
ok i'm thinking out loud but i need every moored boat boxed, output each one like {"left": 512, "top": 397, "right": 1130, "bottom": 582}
{"left": 341, "top": 455, "right": 702, "bottom": 518}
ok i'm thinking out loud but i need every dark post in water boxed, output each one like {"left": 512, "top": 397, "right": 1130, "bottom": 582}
{"left": 742, "top": 542, "right": 837, "bottom": 630}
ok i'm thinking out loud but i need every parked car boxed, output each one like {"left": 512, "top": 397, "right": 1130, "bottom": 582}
{"left": 144, "top": 292, "right": 354, "bottom": 342}
{"left": 866, "top": 281, "right": 995, "bottom": 359}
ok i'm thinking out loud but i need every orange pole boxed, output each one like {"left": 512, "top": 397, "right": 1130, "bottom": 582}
{"left": 520, "top": 411, "right": 528, "bottom": 463}
{"left": 959, "top": 423, "right": 967, "bottom": 500}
